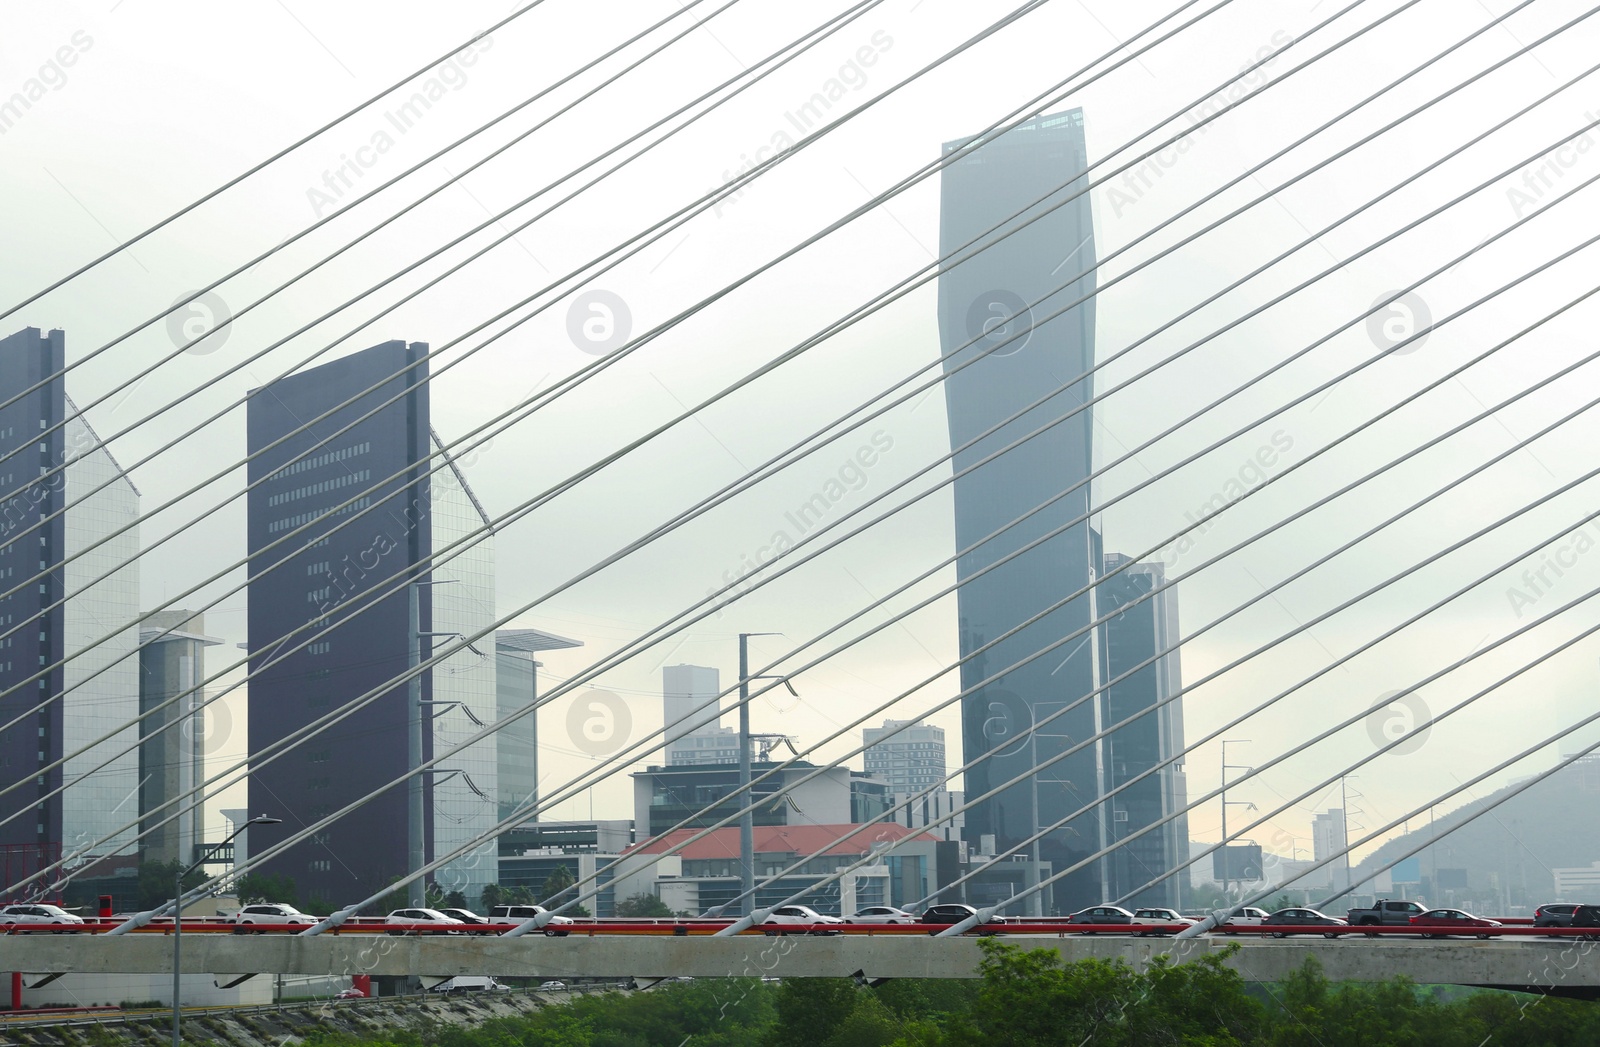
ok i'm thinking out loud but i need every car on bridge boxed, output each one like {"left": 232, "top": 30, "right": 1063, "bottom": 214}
{"left": 1534, "top": 903, "right": 1584, "bottom": 927}
{"left": 0, "top": 904, "right": 85, "bottom": 931}
{"left": 1066, "top": 905, "right": 1135, "bottom": 931}
{"left": 487, "top": 904, "right": 575, "bottom": 936}
{"left": 760, "top": 905, "right": 843, "bottom": 934}
{"left": 436, "top": 908, "right": 500, "bottom": 934}
{"left": 918, "top": 903, "right": 1010, "bottom": 933}
{"left": 1261, "top": 908, "right": 1347, "bottom": 938}
{"left": 1346, "top": 899, "right": 1426, "bottom": 931}
{"left": 843, "top": 905, "right": 916, "bottom": 925}
{"left": 1409, "top": 908, "right": 1501, "bottom": 939}
{"left": 384, "top": 908, "right": 466, "bottom": 935}
{"left": 1129, "top": 907, "right": 1195, "bottom": 934}
{"left": 230, "top": 903, "right": 320, "bottom": 931}
{"left": 1218, "top": 907, "right": 1271, "bottom": 932}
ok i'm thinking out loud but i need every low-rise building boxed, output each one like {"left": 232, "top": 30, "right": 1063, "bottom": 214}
{"left": 1554, "top": 861, "right": 1600, "bottom": 900}
{"left": 632, "top": 761, "right": 893, "bottom": 838}
{"left": 614, "top": 823, "right": 942, "bottom": 916}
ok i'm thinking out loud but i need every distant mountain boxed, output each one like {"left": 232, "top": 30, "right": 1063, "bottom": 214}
{"left": 1347, "top": 755, "right": 1600, "bottom": 912}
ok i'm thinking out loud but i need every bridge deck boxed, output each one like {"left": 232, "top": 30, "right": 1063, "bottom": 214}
{"left": 2, "top": 933, "right": 1597, "bottom": 996}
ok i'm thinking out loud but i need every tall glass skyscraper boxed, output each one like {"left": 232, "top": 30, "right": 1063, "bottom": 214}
{"left": 427, "top": 441, "right": 499, "bottom": 901}
{"left": 0, "top": 328, "right": 141, "bottom": 878}
{"left": 937, "top": 111, "right": 1104, "bottom": 912}
{"left": 1098, "top": 554, "right": 1188, "bottom": 909}
{"left": 246, "top": 341, "right": 497, "bottom": 906}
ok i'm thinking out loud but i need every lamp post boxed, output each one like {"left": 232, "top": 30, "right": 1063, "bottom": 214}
{"left": 1339, "top": 775, "right": 1358, "bottom": 896}
{"left": 1219, "top": 740, "right": 1251, "bottom": 896}
{"left": 736, "top": 633, "right": 797, "bottom": 917}
{"left": 173, "top": 814, "right": 279, "bottom": 1047}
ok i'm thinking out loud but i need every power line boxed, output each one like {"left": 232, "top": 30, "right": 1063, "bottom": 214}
{"left": 2, "top": 0, "right": 1254, "bottom": 834}
{"left": 31, "top": 0, "right": 1568, "bottom": 915}
{"left": 0, "top": 0, "right": 833, "bottom": 479}
{"left": 0, "top": 0, "right": 1404, "bottom": 774}
{"left": 219, "top": 209, "right": 1600, "bottom": 928}
{"left": 12, "top": 0, "right": 1548, "bottom": 915}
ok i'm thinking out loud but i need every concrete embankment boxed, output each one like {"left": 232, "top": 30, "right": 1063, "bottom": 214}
{"left": 0, "top": 986, "right": 600, "bottom": 1046}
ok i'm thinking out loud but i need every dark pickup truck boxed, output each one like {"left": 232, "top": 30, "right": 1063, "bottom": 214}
{"left": 1345, "top": 900, "right": 1425, "bottom": 930}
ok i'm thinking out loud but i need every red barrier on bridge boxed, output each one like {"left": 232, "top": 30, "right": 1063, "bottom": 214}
{"left": 53, "top": 916, "right": 1600, "bottom": 940}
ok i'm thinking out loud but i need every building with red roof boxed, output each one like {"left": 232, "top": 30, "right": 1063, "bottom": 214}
{"left": 611, "top": 822, "right": 947, "bottom": 917}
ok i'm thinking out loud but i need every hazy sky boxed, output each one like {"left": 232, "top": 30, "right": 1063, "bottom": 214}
{"left": 5, "top": 0, "right": 1600, "bottom": 873}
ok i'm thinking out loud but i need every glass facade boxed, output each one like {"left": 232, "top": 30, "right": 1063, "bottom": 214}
{"left": 0, "top": 329, "right": 142, "bottom": 873}
{"left": 62, "top": 409, "right": 142, "bottom": 857}
{"left": 1098, "top": 556, "right": 1188, "bottom": 909}
{"left": 247, "top": 341, "right": 503, "bottom": 906}
{"left": 0, "top": 328, "right": 70, "bottom": 859}
{"left": 495, "top": 651, "right": 537, "bottom": 823}
{"left": 427, "top": 438, "right": 498, "bottom": 901}
{"left": 247, "top": 341, "right": 432, "bottom": 905}
{"left": 937, "top": 111, "right": 1104, "bottom": 913}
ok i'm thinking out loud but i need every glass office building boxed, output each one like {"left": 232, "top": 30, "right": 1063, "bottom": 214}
{"left": 427, "top": 440, "right": 498, "bottom": 901}
{"left": 246, "top": 341, "right": 498, "bottom": 905}
{"left": 936, "top": 111, "right": 1105, "bottom": 913}
{"left": 1097, "top": 554, "right": 1188, "bottom": 909}
{"left": 0, "top": 328, "right": 141, "bottom": 876}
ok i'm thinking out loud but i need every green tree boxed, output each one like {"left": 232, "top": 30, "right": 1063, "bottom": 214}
{"left": 137, "top": 860, "right": 208, "bottom": 911}
{"left": 614, "top": 892, "right": 675, "bottom": 918}
{"left": 371, "top": 878, "right": 411, "bottom": 914}
{"left": 540, "top": 866, "right": 591, "bottom": 917}
{"left": 423, "top": 883, "right": 468, "bottom": 910}
{"left": 822, "top": 992, "right": 904, "bottom": 1047}
{"left": 541, "top": 865, "right": 576, "bottom": 904}
{"left": 943, "top": 938, "right": 1268, "bottom": 1047}
{"left": 233, "top": 872, "right": 297, "bottom": 906}
{"left": 766, "top": 979, "right": 864, "bottom": 1047}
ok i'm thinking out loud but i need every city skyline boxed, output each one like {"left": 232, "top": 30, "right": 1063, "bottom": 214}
{"left": 4, "top": 0, "right": 1600, "bottom": 932}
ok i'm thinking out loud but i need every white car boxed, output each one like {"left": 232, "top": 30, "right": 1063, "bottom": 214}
{"left": 1130, "top": 908, "right": 1197, "bottom": 934}
{"left": 1219, "top": 906, "right": 1271, "bottom": 930}
{"left": 843, "top": 905, "right": 916, "bottom": 925}
{"left": 231, "top": 903, "right": 319, "bottom": 930}
{"left": 384, "top": 907, "right": 465, "bottom": 935}
{"left": 538, "top": 980, "right": 567, "bottom": 991}
{"left": 487, "top": 904, "right": 575, "bottom": 936}
{"left": 760, "top": 905, "right": 843, "bottom": 934}
{"left": 0, "top": 904, "right": 85, "bottom": 930}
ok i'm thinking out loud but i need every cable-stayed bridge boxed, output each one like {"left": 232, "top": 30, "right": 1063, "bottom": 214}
{"left": 7, "top": 928, "right": 1600, "bottom": 999}
{"left": 2, "top": 0, "right": 1600, "bottom": 1010}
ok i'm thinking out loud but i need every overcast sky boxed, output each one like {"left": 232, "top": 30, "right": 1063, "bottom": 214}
{"left": 5, "top": 0, "right": 1600, "bottom": 873}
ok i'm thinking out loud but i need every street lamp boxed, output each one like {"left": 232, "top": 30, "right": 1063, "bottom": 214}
{"left": 173, "top": 814, "right": 280, "bottom": 1047}
{"left": 737, "top": 632, "right": 798, "bottom": 917}
{"left": 1219, "top": 740, "right": 1252, "bottom": 896}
